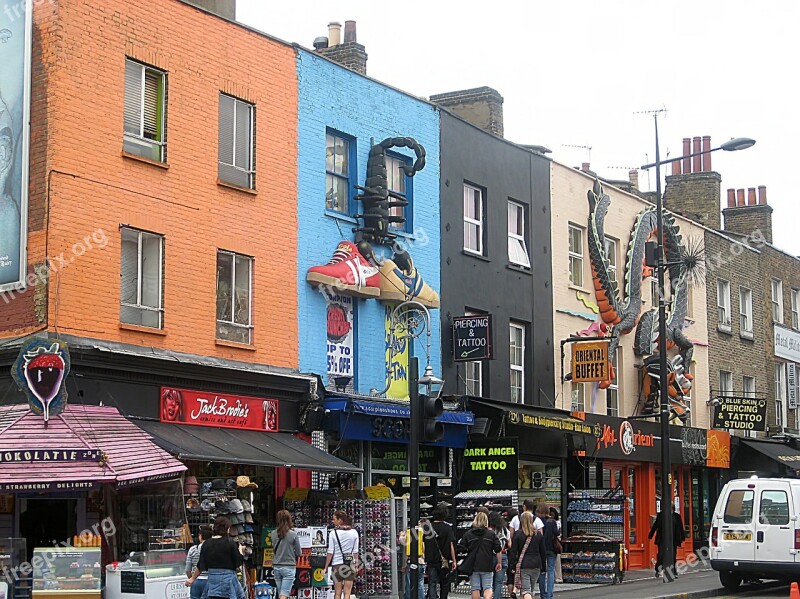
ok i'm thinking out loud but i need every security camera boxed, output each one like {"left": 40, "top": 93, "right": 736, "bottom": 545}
{"left": 707, "top": 398, "right": 721, "bottom": 407}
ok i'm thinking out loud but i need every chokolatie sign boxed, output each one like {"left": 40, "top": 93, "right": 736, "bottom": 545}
{"left": 452, "top": 315, "right": 493, "bottom": 362}
{"left": 713, "top": 395, "right": 767, "bottom": 432}
{"left": 0, "top": 449, "right": 102, "bottom": 464}
{"left": 460, "top": 437, "right": 518, "bottom": 491}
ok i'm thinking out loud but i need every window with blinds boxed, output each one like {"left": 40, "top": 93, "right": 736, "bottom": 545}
{"left": 218, "top": 93, "right": 255, "bottom": 189}
{"left": 120, "top": 227, "right": 164, "bottom": 329}
{"left": 123, "top": 59, "right": 166, "bottom": 162}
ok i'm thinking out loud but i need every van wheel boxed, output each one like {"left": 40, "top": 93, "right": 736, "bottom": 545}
{"left": 719, "top": 571, "right": 742, "bottom": 590}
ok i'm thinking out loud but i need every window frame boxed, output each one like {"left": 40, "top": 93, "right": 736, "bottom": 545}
{"left": 792, "top": 288, "right": 800, "bottom": 330}
{"left": 651, "top": 277, "right": 660, "bottom": 310}
{"left": 509, "top": 321, "right": 525, "bottom": 403}
{"left": 215, "top": 250, "right": 254, "bottom": 345}
{"left": 717, "top": 279, "right": 731, "bottom": 330}
{"left": 119, "top": 227, "right": 164, "bottom": 329}
{"left": 325, "top": 129, "right": 356, "bottom": 215}
{"left": 507, "top": 200, "right": 530, "bottom": 268}
{"left": 604, "top": 236, "right": 618, "bottom": 284}
{"left": 739, "top": 286, "right": 753, "bottom": 337}
{"left": 571, "top": 382, "right": 586, "bottom": 413}
{"left": 463, "top": 183, "right": 485, "bottom": 256}
{"left": 772, "top": 278, "right": 784, "bottom": 324}
{"left": 463, "top": 310, "right": 483, "bottom": 396}
{"left": 568, "top": 224, "right": 584, "bottom": 288}
{"left": 386, "top": 152, "right": 413, "bottom": 233}
{"left": 123, "top": 58, "right": 167, "bottom": 163}
{"left": 683, "top": 362, "right": 693, "bottom": 426}
{"left": 723, "top": 490, "right": 754, "bottom": 524}
{"left": 606, "top": 349, "right": 619, "bottom": 417}
{"left": 759, "top": 490, "right": 790, "bottom": 525}
{"left": 218, "top": 93, "right": 256, "bottom": 190}
{"left": 719, "top": 370, "right": 734, "bottom": 397}
{"left": 743, "top": 375, "right": 756, "bottom": 437}
{"left": 775, "top": 362, "right": 787, "bottom": 427}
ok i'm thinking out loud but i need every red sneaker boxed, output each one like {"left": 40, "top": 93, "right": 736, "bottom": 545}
{"left": 307, "top": 241, "right": 380, "bottom": 298}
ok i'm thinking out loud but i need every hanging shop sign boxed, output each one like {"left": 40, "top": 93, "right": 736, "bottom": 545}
{"left": 706, "top": 430, "right": 731, "bottom": 469}
{"left": 507, "top": 410, "right": 596, "bottom": 435}
{"left": 0, "top": 480, "right": 98, "bottom": 492}
{"left": 452, "top": 315, "right": 493, "bottom": 362}
{"left": 582, "top": 413, "right": 682, "bottom": 463}
{"left": 326, "top": 292, "right": 355, "bottom": 389}
{"left": 11, "top": 338, "right": 71, "bottom": 422}
{"left": 789, "top": 363, "right": 797, "bottom": 410}
{"left": 371, "top": 444, "right": 443, "bottom": 473}
{"left": 385, "top": 305, "right": 409, "bottom": 400}
{"left": 681, "top": 427, "right": 707, "bottom": 466}
{"left": 570, "top": 339, "right": 610, "bottom": 383}
{"left": 160, "top": 387, "right": 279, "bottom": 432}
{"left": 713, "top": 396, "right": 767, "bottom": 432}
{"left": 461, "top": 437, "right": 518, "bottom": 491}
{"left": 0, "top": 449, "right": 102, "bottom": 464}
{"left": 774, "top": 324, "right": 800, "bottom": 363}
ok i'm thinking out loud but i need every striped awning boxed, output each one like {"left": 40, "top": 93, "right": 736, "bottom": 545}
{"left": 0, "top": 404, "right": 186, "bottom": 492}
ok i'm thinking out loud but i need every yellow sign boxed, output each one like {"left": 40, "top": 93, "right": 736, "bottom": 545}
{"left": 385, "top": 304, "right": 409, "bottom": 400}
{"left": 571, "top": 340, "right": 610, "bottom": 382}
{"left": 364, "top": 485, "right": 391, "bottom": 500}
{"left": 283, "top": 487, "right": 310, "bottom": 501}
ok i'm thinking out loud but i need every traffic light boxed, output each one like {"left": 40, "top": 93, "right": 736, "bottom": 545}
{"left": 420, "top": 394, "right": 444, "bottom": 442}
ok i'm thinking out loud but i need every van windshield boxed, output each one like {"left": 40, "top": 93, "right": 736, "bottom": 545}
{"left": 724, "top": 490, "right": 754, "bottom": 524}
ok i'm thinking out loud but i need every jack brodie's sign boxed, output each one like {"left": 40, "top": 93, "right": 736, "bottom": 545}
{"left": 452, "top": 315, "right": 493, "bottom": 362}
{"left": 461, "top": 437, "right": 518, "bottom": 491}
{"left": 160, "top": 387, "right": 279, "bottom": 432}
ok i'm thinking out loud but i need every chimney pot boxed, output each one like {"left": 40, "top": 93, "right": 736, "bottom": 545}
{"left": 671, "top": 158, "right": 682, "bottom": 176}
{"left": 581, "top": 162, "right": 590, "bottom": 173}
{"left": 313, "top": 36, "right": 329, "bottom": 50}
{"left": 328, "top": 21, "right": 341, "bottom": 46}
{"left": 343, "top": 20, "right": 356, "bottom": 43}
{"left": 758, "top": 185, "right": 767, "bottom": 205}
{"left": 727, "top": 189, "right": 736, "bottom": 208}
{"left": 692, "top": 136, "right": 702, "bottom": 174}
{"left": 702, "top": 135, "right": 712, "bottom": 172}
{"left": 736, "top": 189, "right": 745, "bottom": 207}
{"left": 747, "top": 188, "right": 757, "bottom": 206}
{"left": 682, "top": 138, "right": 691, "bottom": 174}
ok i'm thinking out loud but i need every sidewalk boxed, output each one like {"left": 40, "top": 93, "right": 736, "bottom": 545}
{"left": 450, "top": 567, "right": 726, "bottom": 599}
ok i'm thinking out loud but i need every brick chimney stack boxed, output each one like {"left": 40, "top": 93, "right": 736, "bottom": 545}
{"left": 663, "top": 134, "right": 721, "bottom": 229}
{"left": 429, "top": 87, "right": 505, "bottom": 137}
{"left": 314, "top": 20, "right": 368, "bottom": 75}
{"left": 723, "top": 185, "right": 773, "bottom": 244}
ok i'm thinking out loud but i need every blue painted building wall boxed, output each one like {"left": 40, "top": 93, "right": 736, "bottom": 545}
{"left": 296, "top": 49, "right": 441, "bottom": 395}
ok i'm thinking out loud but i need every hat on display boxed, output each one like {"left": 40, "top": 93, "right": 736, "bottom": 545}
{"left": 229, "top": 498, "right": 245, "bottom": 514}
{"left": 186, "top": 498, "right": 201, "bottom": 512}
{"left": 211, "top": 479, "right": 226, "bottom": 490}
{"left": 229, "top": 513, "right": 241, "bottom": 525}
{"left": 226, "top": 479, "right": 237, "bottom": 492}
{"left": 216, "top": 500, "right": 231, "bottom": 514}
{"left": 236, "top": 476, "right": 258, "bottom": 489}
{"left": 200, "top": 499, "right": 214, "bottom": 512}
{"left": 244, "top": 512, "right": 254, "bottom": 524}
{"left": 242, "top": 545, "right": 253, "bottom": 558}
{"left": 241, "top": 500, "right": 252, "bottom": 513}
{"left": 235, "top": 523, "right": 246, "bottom": 535}
{"left": 201, "top": 482, "right": 212, "bottom": 495}
{"left": 184, "top": 476, "right": 200, "bottom": 495}
{"left": 244, "top": 524, "right": 254, "bottom": 533}
{"left": 244, "top": 533, "right": 253, "bottom": 545}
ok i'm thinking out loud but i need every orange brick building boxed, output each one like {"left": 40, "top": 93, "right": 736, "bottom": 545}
{"left": 0, "top": 0, "right": 359, "bottom": 546}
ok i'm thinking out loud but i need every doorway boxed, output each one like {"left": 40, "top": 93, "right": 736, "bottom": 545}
{"left": 18, "top": 498, "right": 77, "bottom": 560}
{"left": 654, "top": 466, "right": 694, "bottom": 562}
{"left": 603, "top": 463, "right": 647, "bottom": 570}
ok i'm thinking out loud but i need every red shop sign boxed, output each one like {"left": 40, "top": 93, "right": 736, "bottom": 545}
{"left": 160, "top": 387, "right": 279, "bottom": 432}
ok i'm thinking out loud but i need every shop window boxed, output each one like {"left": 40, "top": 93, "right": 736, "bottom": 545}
{"left": 723, "top": 489, "right": 754, "bottom": 524}
{"left": 117, "top": 481, "right": 185, "bottom": 557}
{"left": 216, "top": 250, "right": 253, "bottom": 344}
{"left": 219, "top": 93, "right": 256, "bottom": 190}
{"left": 124, "top": 59, "right": 167, "bottom": 162}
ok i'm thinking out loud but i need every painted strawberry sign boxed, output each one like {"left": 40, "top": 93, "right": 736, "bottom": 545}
{"left": 11, "top": 338, "right": 71, "bottom": 422}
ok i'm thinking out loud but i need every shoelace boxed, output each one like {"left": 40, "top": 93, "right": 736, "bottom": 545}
{"left": 327, "top": 247, "right": 353, "bottom": 264}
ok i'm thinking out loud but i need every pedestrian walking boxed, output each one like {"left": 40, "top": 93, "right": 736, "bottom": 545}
{"left": 457, "top": 511, "right": 502, "bottom": 599}
{"left": 185, "top": 516, "right": 245, "bottom": 599}
{"left": 508, "top": 512, "right": 546, "bottom": 599}
{"left": 324, "top": 510, "right": 360, "bottom": 599}
{"left": 399, "top": 518, "right": 432, "bottom": 599}
{"left": 536, "top": 505, "right": 559, "bottom": 599}
{"left": 489, "top": 511, "right": 510, "bottom": 599}
{"left": 504, "top": 509, "right": 519, "bottom": 599}
{"left": 548, "top": 508, "right": 563, "bottom": 583}
{"left": 185, "top": 525, "right": 212, "bottom": 599}
{"left": 648, "top": 504, "right": 686, "bottom": 578}
{"left": 430, "top": 506, "right": 457, "bottom": 599}
{"left": 270, "top": 510, "right": 302, "bottom": 599}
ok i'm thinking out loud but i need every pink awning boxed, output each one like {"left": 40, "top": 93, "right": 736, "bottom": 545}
{"left": 0, "top": 404, "right": 186, "bottom": 492}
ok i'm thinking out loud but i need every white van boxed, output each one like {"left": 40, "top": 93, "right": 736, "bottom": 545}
{"left": 710, "top": 477, "right": 800, "bottom": 589}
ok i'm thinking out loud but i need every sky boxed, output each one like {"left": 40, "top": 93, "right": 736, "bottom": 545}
{"left": 237, "top": 0, "right": 800, "bottom": 256}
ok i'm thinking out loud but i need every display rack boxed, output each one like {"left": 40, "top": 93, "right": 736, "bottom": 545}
{"left": 564, "top": 488, "right": 625, "bottom": 584}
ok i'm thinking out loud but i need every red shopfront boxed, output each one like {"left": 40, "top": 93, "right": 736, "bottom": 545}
{"left": 569, "top": 415, "right": 731, "bottom": 571}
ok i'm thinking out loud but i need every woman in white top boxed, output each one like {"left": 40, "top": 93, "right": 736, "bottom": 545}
{"left": 324, "top": 510, "right": 360, "bottom": 599}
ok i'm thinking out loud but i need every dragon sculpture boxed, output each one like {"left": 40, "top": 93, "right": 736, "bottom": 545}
{"left": 586, "top": 179, "right": 695, "bottom": 421}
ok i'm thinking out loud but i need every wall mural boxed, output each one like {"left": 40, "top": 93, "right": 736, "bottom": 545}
{"left": 585, "top": 180, "right": 701, "bottom": 421}
{"left": 307, "top": 137, "right": 439, "bottom": 309}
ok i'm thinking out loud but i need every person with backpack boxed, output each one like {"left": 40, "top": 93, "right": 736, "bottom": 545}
{"left": 457, "top": 511, "right": 502, "bottom": 599}
{"left": 536, "top": 505, "right": 560, "bottom": 599}
{"left": 508, "top": 512, "right": 546, "bottom": 599}
{"left": 488, "top": 511, "right": 510, "bottom": 599}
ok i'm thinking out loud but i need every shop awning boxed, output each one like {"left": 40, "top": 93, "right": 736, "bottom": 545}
{"left": 0, "top": 404, "right": 186, "bottom": 492}
{"left": 467, "top": 397, "right": 597, "bottom": 436}
{"left": 739, "top": 438, "right": 800, "bottom": 471}
{"left": 131, "top": 419, "right": 361, "bottom": 473}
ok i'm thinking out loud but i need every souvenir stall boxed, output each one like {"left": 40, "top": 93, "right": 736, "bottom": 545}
{"left": 275, "top": 487, "right": 406, "bottom": 599}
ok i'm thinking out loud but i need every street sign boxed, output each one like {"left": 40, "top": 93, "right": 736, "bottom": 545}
{"left": 452, "top": 315, "right": 493, "bottom": 362}
{"left": 571, "top": 339, "right": 610, "bottom": 382}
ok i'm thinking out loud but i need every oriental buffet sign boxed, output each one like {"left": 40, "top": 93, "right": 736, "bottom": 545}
{"left": 507, "top": 411, "right": 595, "bottom": 435}
{"left": 0, "top": 449, "right": 104, "bottom": 464}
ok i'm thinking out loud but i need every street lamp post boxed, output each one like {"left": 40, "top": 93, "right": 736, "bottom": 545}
{"left": 409, "top": 356, "right": 421, "bottom": 599}
{"left": 641, "top": 123, "right": 754, "bottom": 581}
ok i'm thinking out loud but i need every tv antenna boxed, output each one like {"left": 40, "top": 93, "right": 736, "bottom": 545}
{"left": 561, "top": 143, "right": 592, "bottom": 163}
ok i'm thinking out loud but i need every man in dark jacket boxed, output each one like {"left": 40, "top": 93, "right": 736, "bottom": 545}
{"left": 428, "top": 507, "right": 457, "bottom": 599}
{"left": 648, "top": 505, "right": 686, "bottom": 578}
{"left": 457, "top": 512, "right": 502, "bottom": 599}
